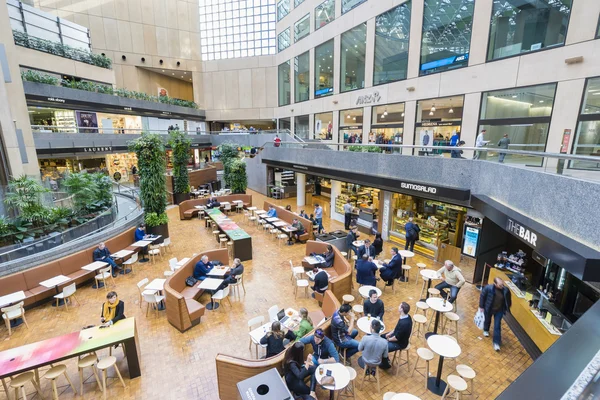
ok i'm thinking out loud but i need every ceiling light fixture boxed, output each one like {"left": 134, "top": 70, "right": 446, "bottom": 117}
{"left": 429, "top": 111, "right": 434, "bottom": 116}
{"left": 383, "top": 109, "right": 388, "bottom": 116}
{"left": 431, "top": 105, "right": 436, "bottom": 112}
{"left": 539, "top": 100, "right": 544, "bottom": 103}
{"left": 401, "top": 112, "right": 405, "bottom": 117}
{"left": 381, "top": 114, "right": 385, "bottom": 119}
{"left": 449, "top": 108, "right": 454, "bottom": 114}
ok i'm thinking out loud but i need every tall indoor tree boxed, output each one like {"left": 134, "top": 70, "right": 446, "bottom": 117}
{"left": 168, "top": 130, "right": 192, "bottom": 204}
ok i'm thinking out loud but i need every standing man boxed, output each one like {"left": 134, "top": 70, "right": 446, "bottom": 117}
{"left": 346, "top": 226, "right": 360, "bottom": 257}
{"left": 479, "top": 277, "right": 512, "bottom": 351}
{"left": 379, "top": 302, "right": 412, "bottom": 369}
{"left": 314, "top": 203, "right": 324, "bottom": 234}
{"left": 404, "top": 217, "right": 419, "bottom": 253}
{"left": 474, "top": 129, "right": 489, "bottom": 160}
{"left": 435, "top": 260, "right": 465, "bottom": 304}
{"left": 497, "top": 133, "right": 511, "bottom": 163}
{"left": 343, "top": 199, "right": 353, "bottom": 230}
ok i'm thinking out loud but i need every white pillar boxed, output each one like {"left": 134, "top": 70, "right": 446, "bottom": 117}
{"left": 297, "top": 173, "right": 306, "bottom": 207}
{"left": 381, "top": 191, "right": 393, "bottom": 241}
{"left": 330, "top": 180, "right": 344, "bottom": 223}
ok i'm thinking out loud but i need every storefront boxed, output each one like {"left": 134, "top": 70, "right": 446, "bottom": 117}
{"left": 471, "top": 194, "right": 600, "bottom": 355}
{"left": 334, "top": 183, "right": 379, "bottom": 233}
{"left": 415, "top": 96, "right": 463, "bottom": 155}
{"left": 38, "top": 152, "right": 139, "bottom": 184}
{"left": 314, "top": 112, "right": 333, "bottom": 140}
{"left": 370, "top": 103, "right": 404, "bottom": 151}
{"left": 339, "top": 108, "right": 364, "bottom": 144}
{"left": 571, "top": 76, "right": 600, "bottom": 170}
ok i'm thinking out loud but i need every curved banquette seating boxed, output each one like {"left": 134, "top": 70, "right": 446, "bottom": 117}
{"left": 215, "top": 290, "right": 340, "bottom": 400}
{"left": 262, "top": 201, "right": 313, "bottom": 241}
{"left": 0, "top": 227, "right": 137, "bottom": 307}
{"left": 163, "top": 249, "right": 229, "bottom": 332}
{"left": 302, "top": 241, "right": 352, "bottom": 303}
{"left": 179, "top": 194, "right": 253, "bottom": 220}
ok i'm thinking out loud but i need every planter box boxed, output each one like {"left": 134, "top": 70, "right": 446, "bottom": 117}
{"left": 173, "top": 193, "right": 191, "bottom": 205}
{"left": 147, "top": 223, "right": 169, "bottom": 243}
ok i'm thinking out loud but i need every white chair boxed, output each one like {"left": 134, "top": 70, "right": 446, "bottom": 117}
{"left": 248, "top": 316, "right": 266, "bottom": 358}
{"left": 289, "top": 260, "right": 305, "bottom": 284}
{"left": 212, "top": 286, "right": 232, "bottom": 310}
{"left": 236, "top": 203, "right": 244, "bottom": 213}
{"left": 53, "top": 282, "right": 79, "bottom": 310}
{"left": 169, "top": 257, "right": 179, "bottom": 270}
{"left": 229, "top": 273, "right": 246, "bottom": 297}
{"left": 142, "top": 293, "right": 165, "bottom": 317}
{"left": 159, "top": 237, "right": 172, "bottom": 253}
{"left": 122, "top": 252, "right": 138, "bottom": 272}
{"left": 148, "top": 244, "right": 162, "bottom": 263}
{"left": 2, "top": 302, "right": 29, "bottom": 336}
{"left": 277, "top": 233, "right": 288, "bottom": 246}
{"left": 223, "top": 203, "right": 232, "bottom": 215}
{"left": 95, "top": 266, "right": 115, "bottom": 291}
{"left": 136, "top": 278, "right": 158, "bottom": 308}
{"left": 268, "top": 305, "right": 279, "bottom": 322}
{"left": 295, "top": 276, "right": 309, "bottom": 298}
{"left": 164, "top": 264, "right": 176, "bottom": 277}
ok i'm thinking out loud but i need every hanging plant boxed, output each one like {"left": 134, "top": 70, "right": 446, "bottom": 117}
{"left": 168, "top": 130, "right": 192, "bottom": 194}
{"left": 229, "top": 159, "right": 248, "bottom": 194}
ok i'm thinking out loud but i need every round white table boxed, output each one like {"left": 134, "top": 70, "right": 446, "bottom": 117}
{"left": 356, "top": 316, "right": 386, "bottom": 334}
{"left": 391, "top": 394, "right": 422, "bottom": 400}
{"left": 352, "top": 240, "right": 365, "bottom": 248}
{"left": 358, "top": 285, "right": 382, "bottom": 299}
{"left": 420, "top": 269, "right": 440, "bottom": 300}
{"left": 427, "top": 335, "right": 462, "bottom": 395}
{"left": 425, "top": 297, "right": 453, "bottom": 338}
{"left": 398, "top": 250, "right": 415, "bottom": 259}
{"left": 315, "top": 362, "right": 350, "bottom": 400}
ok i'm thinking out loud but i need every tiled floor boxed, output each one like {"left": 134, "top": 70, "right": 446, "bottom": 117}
{"left": 0, "top": 190, "right": 532, "bottom": 400}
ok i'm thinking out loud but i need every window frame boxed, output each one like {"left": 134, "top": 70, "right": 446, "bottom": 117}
{"left": 294, "top": 13, "right": 310, "bottom": 43}
{"left": 278, "top": 28, "right": 291, "bottom": 52}
{"left": 314, "top": 39, "right": 335, "bottom": 98}
{"left": 341, "top": 0, "right": 367, "bottom": 15}
{"left": 277, "top": 0, "right": 290, "bottom": 22}
{"left": 570, "top": 75, "right": 600, "bottom": 170}
{"left": 314, "top": 0, "right": 335, "bottom": 31}
{"left": 340, "top": 23, "right": 367, "bottom": 93}
{"left": 294, "top": 50, "right": 310, "bottom": 103}
{"left": 278, "top": 60, "right": 292, "bottom": 107}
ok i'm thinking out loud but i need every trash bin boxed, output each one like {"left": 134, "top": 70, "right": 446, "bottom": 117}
{"left": 237, "top": 368, "right": 293, "bottom": 400}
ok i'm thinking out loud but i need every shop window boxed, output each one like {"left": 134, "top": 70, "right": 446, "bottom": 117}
{"left": 314, "top": 111, "right": 333, "bottom": 140}
{"left": 342, "top": 0, "right": 366, "bottom": 15}
{"left": 294, "top": 115, "right": 310, "bottom": 139}
{"left": 420, "top": 0, "right": 474, "bottom": 76}
{"left": 295, "top": 51, "right": 310, "bottom": 103}
{"left": 277, "top": 0, "right": 290, "bottom": 21}
{"left": 278, "top": 61, "right": 291, "bottom": 106}
{"left": 295, "top": 0, "right": 305, "bottom": 6}
{"left": 315, "top": 0, "right": 334, "bottom": 30}
{"left": 340, "top": 23, "right": 367, "bottom": 93}
{"left": 374, "top": 3, "right": 411, "bottom": 85}
{"left": 279, "top": 117, "right": 291, "bottom": 131}
{"left": 315, "top": 39, "right": 334, "bottom": 98}
{"left": 339, "top": 108, "right": 363, "bottom": 144}
{"left": 572, "top": 77, "right": 600, "bottom": 170}
{"left": 294, "top": 14, "right": 310, "bottom": 42}
{"left": 370, "top": 103, "right": 405, "bottom": 150}
{"left": 479, "top": 84, "right": 557, "bottom": 166}
{"left": 415, "top": 96, "right": 464, "bottom": 155}
{"left": 278, "top": 28, "right": 290, "bottom": 52}
{"left": 488, "top": 0, "right": 571, "bottom": 61}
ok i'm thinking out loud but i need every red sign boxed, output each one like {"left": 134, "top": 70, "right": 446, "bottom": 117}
{"left": 560, "top": 129, "right": 571, "bottom": 154}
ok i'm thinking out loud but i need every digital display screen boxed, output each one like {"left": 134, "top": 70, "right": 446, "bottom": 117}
{"left": 462, "top": 226, "right": 480, "bottom": 257}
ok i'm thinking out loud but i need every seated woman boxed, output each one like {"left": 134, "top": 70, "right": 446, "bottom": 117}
{"left": 101, "top": 291, "right": 125, "bottom": 327}
{"left": 285, "top": 205, "right": 292, "bottom": 211}
{"left": 319, "top": 245, "right": 335, "bottom": 268}
{"left": 294, "top": 308, "right": 314, "bottom": 339}
{"left": 260, "top": 321, "right": 297, "bottom": 358}
{"left": 283, "top": 342, "right": 318, "bottom": 400}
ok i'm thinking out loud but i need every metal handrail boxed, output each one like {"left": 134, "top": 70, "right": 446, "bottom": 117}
{"left": 31, "top": 125, "right": 292, "bottom": 136}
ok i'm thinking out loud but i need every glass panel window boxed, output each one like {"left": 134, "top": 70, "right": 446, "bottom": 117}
{"left": 295, "top": 51, "right": 310, "bottom": 102}
{"left": 277, "top": 0, "right": 290, "bottom": 21}
{"left": 416, "top": 96, "right": 464, "bottom": 155}
{"left": 480, "top": 84, "right": 556, "bottom": 120}
{"left": 371, "top": 103, "right": 405, "bottom": 150}
{"left": 294, "top": 115, "right": 309, "bottom": 139}
{"left": 315, "top": 39, "right": 334, "bottom": 97}
{"left": 342, "top": 0, "right": 366, "bottom": 15}
{"left": 278, "top": 28, "right": 290, "bottom": 52}
{"left": 340, "top": 23, "right": 366, "bottom": 93}
{"left": 374, "top": 3, "right": 411, "bottom": 85}
{"left": 315, "top": 0, "right": 334, "bottom": 30}
{"left": 315, "top": 112, "right": 333, "bottom": 140}
{"left": 295, "top": 0, "right": 305, "bottom": 6}
{"left": 339, "top": 108, "right": 364, "bottom": 143}
{"left": 420, "top": 0, "right": 474, "bottom": 76}
{"left": 278, "top": 61, "right": 291, "bottom": 106}
{"left": 279, "top": 117, "right": 291, "bottom": 130}
{"left": 294, "top": 13, "right": 310, "bottom": 42}
{"left": 572, "top": 77, "right": 600, "bottom": 170}
{"left": 488, "top": 0, "right": 571, "bottom": 61}
{"left": 372, "top": 103, "right": 405, "bottom": 125}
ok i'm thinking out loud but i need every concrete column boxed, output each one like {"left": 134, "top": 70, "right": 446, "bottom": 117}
{"left": 406, "top": 0, "right": 424, "bottom": 79}
{"left": 362, "top": 106, "right": 372, "bottom": 144}
{"left": 333, "top": 34, "right": 341, "bottom": 96}
{"left": 469, "top": 0, "right": 493, "bottom": 66}
{"left": 330, "top": 179, "right": 344, "bottom": 223}
{"left": 460, "top": 92, "right": 482, "bottom": 159}
{"left": 309, "top": 47, "right": 315, "bottom": 101}
{"left": 296, "top": 172, "right": 306, "bottom": 207}
{"left": 332, "top": 108, "right": 340, "bottom": 144}
{"left": 309, "top": 113, "right": 315, "bottom": 139}
{"left": 566, "top": 0, "right": 600, "bottom": 45}
{"left": 380, "top": 191, "right": 393, "bottom": 241}
{"left": 402, "top": 100, "right": 417, "bottom": 155}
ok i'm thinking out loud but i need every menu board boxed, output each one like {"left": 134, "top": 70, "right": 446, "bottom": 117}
{"left": 462, "top": 226, "right": 480, "bottom": 257}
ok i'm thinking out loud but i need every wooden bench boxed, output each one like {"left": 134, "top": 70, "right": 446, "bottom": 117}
{"left": 301, "top": 241, "right": 352, "bottom": 303}
{"left": 179, "top": 194, "right": 253, "bottom": 220}
{"left": 262, "top": 201, "right": 313, "bottom": 241}
{"left": 164, "top": 249, "right": 229, "bottom": 332}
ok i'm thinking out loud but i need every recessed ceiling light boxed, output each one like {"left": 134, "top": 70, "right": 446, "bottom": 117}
{"left": 162, "top": 69, "right": 165, "bottom": 72}
{"left": 172, "top": 73, "right": 175, "bottom": 75}
{"left": 512, "top": 95, "right": 517, "bottom": 98}
{"left": 539, "top": 100, "right": 544, "bottom": 103}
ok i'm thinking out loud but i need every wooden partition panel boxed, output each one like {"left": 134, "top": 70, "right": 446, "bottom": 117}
{"left": 303, "top": 241, "right": 352, "bottom": 303}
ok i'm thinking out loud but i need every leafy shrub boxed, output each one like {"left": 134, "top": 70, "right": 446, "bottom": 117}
{"left": 63, "top": 172, "right": 113, "bottom": 214}
{"left": 168, "top": 130, "right": 191, "bottom": 194}
{"left": 229, "top": 159, "right": 248, "bottom": 194}
{"left": 144, "top": 212, "right": 169, "bottom": 227}
{"left": 129, "top": 133, "right": 167, "bottom": 218}
{"left": 21, "top": 70, "right": 59, "bottom": 85}
{"left": 3, "top": 175, "right": 51, "bottom": 226}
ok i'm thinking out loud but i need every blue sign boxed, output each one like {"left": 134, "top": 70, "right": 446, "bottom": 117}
{"left": 315, "top": 87, "right": 333, "bottom": 96}
{"left": 421, "top": 53, "right": 469, "bottom": 72}
{"left": 462, "top": 226, "right": 480, "bottom": 257}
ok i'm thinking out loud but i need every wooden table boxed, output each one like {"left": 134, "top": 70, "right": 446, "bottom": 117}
{"left": 40, "top": 275, "right": 70, "bottom": 307}
{"left": 198, "top": 278, "right": 225, "bottom": 310}
{"left": 358, "top": 285, "right": 382, "bottom": 299}
{"left": 0, "top": 317, "right": 141, "bottom": 380}
{"left": 207, "top": 266, "right": 230, "bottom": 277}
{"left": 315, "top": 363, "right": 350, "bottom": 400}
{"left": 81, "top": 261, "right": 108, "bottom": 289}
{"left": 427, "top": 334, "right": 461, "bottom": 395}
{"left": 356, "top": 316, "right": 385, "bottom": 334}
{"left": 206, "top": 208, "right": 253, "bottom": 261}
{"left": 425, "top": 297, "right": 453, "bottom": 338}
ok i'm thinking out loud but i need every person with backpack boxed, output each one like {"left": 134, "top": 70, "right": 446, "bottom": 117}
{"left": 404, "top": 217, "right": 420, "bottom": 252}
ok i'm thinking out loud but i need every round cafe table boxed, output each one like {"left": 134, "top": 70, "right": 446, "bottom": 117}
{"left": 356, "top": 316, "right": 385, "bottom": 334}
{"left": 315, "top": 362, "right": 350, "bottom": 400}
{"left": 427, "top": 335, "right": 461, "bottom": 395}
{"left": 352, "top": 240, "right": 365, "bottom": 248}
{"left": 391, "top": 394, "right": 422, "bottom": 400}
{"left": 420, "top": 269, "right": 440, "bottom": 301}
{"left": 425, "top": 297, "right": 453, "bottom": 339}
{"left": 398, "top": 250, "right": 414, "bottom": 281}
{"left": 358, "top": 285, "right": 382, "bottom": 299}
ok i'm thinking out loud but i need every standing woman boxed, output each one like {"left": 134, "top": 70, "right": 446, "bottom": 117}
{"left": 101, "top": 291, "right": 125, "bottom": 327}
{"left": 283, "top": 342, "right": 318, "bottom": 400}
{"left": 294, "top": 308, "right": 314, "bottom": 339}
{"left": 373, "top": 233, "right": 384, "bottom": 257}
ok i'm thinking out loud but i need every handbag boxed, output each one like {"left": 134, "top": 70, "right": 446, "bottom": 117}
{"left": 474, "top": 309, "right": 485, "bottom": 330}
{"left": 185, "top": 276, "right": 198, "bottom": 287}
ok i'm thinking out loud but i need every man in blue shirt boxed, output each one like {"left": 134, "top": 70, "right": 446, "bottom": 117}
{"left": 450, "top": 131, "right": 460, "bottom": 146}
{"left": 266, "top": 206, "right": 278, "bottom": 218}
{"left": 193, "top": 255, "right": 214, "bottom": 281}
{"left": 355, "top": 254, "right": 378, "bottom": 286}
{"left": 300, "top": 328, "right": 339, "bottom": 396}
{"left": 314, "top": 203, "right": 324, "bottom": 233}
{"left": 331, "top": 304, "right": 359, "bottom": 360}
{"left": 93, "top": 242, "right": 119, "bottom": 277}
{"left": 134, "top": 223, "right": 146, "bottom": 241}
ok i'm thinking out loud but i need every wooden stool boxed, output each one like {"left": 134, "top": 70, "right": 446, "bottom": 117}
{"left": 342, "top": 294, "right": 355, "bottom": 305}
{"left": 416, "top": 263, "right": 426, "bottom": 284}
{"left": 420, "top": 277, "right": 430, "bottom": 299}
{"left": 352, "top": 304, "right": 364, "bottom": 317}
{"left": 402, "top": 265, "right": 411, "bottom": 284}
{"left": 427, "top": 288, "right": 440, "bottom": 298}
{"left": 227, "top": 241, "right": 234, "bottom": 257}
{"left": 392, "top": 343, "right": 411, "bottom": 376}
{"left": 97, "top": 356, "right": 126, "bottom": 400}
{"left": 443, "top": 312, "right": 460, "bottom": 340}
{"left": 44, "top": 364, "right": 78, "bottom": 398}
{"left": 78, "top": 354, "right": 103, "bottom": 395}
{"left": 456, "top": 365, "right": 476, "bottom": 397}
{"left": 203, "top": 216, "right": 211, "bottom": 229}
{"left": 411, "top": 348, "right": 434, "bottom": 389}
{"left": 340, "top": 252, "right": 348, "bottom": 259}
{"left": 9, "top": 372, "right": 44, "bottom": 400}
{"left": 219, "top": 237, "right": 228, "bottom": 248}
{"left": 212, "top": 230, "right": 220, "bottom": 241}
{"left": 412, "top": 314, "right": 428, "bottom": 342}
{"left": 442, "top": 374, "right": 468, "bottom": 400}
{"left": 360, "top": 362, "right": 380, "bottom": 394}
{"left": 338, "top": 366, "right": 357, "bottom": 399}
{"left": 415, "top": 301, "right": 429, "bottom": 317}
{"left": 336, "top": 346, "right": 348, "bottom": 366}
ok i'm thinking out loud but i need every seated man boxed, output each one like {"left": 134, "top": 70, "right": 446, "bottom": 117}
{"left": 291, "top": 219, "right": 306, "bottom": 242}
{"left": 379, "top": 302, "right": 413, "bottom": 369}
{"left": 331, "top": 304, "right": 360, "bottom": 360}
{"left": 363, "top": 290, "right": 384, "bottom": 320}
{"left": 358, "top": 319, "right": 389, "bottom": 373}
{"left": 193, "top": 255, "right": 214, "bottom": 281}
{"left": 435, "top": 260, "right": 465, "bottom": 304}
{"left": 217, "top": 258, "right": 244, "bottom": 291}
{"left": 266, "top": 205, "right": 278, "bottom": 218}
{"left": 319, "top": 245, "right": 335, "bottom": 268}
{"left": 311, "top": 266, "right": 329, "bottom": 298}
{"left": 134, "top": 223, "right": 146, "bottom": 241}
{"left": 300, "top": 328, "right": 339, "bottom": 366}
{"left": 345, "top": 226, "right": 360, "bottom": 257}
{"left": 93, "top": 242, "right": 119, "bottom": 277}
{"left": 357, "top": 239, "right": 376, "bottom": 259}
{"left": 379, "top": 247, "right": 402, "bottom": 286}
{"left": 355, "top": 254, "right": 378, "bottom": 286}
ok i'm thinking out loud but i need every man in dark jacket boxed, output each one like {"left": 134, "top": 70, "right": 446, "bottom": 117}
{"left": 357, "top": 239, "right": 376, "bottom": 259}
{"left": 379, "top": 247, "right": 402, "bottom": 286}
{"left": 311, "top": 266, "right": 329, "bottom": 296}
{"left": 217, "top": 258, "right": 244, "bottom": 290}
{"left": 363, "top": 290, "right": 384, "bottom": 320}
{"left": 355, "top": 254, "right": 378, "bottom": 286}
{"left": 93, "top": 242, "right": 119, "bottom": 277}
{"left": 319, "top": 245, "right": 335, "bottom": 268}
{"left": 331, "top": 304, "right": 359, "bottom": 360}
{"left": 404, "top": 217, "right": 419, "bottom": 252}
{"left": 300, "top": 328, "right": 340, "bottom": 366}
{"left": 193, "top": 255, "right": 214, "bottom": 281}
{"left": 346, "top": 227, "right": 360, "bottom": 257}
{"left": 379, "top": 302, "right": 412, "bottom": 369}
{"left": 479, "top": 277, "right": 512, "bottom": 351}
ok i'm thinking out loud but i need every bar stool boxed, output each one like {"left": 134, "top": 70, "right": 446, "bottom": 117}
{"left": 352, "top": 304, "right": 364, "bottom": 317}
{"left": 402, "top": 265, "right": 411, "bottom": 285}
{"left": 443, "top": 312, "right": 460, "bottom": 340}
{"left": 204, "top": 216, "right": 211, "bottom": 229}
{"left": 212, "top": 230, "right": 220, "bottom": 241}
{"left": 336, "top": 346, "right": 348, "bottom": 366}
{"left": 219, "top": 234, "right": 227, "bottom": 240}
{"left": 219, "top": 237, "right": 228, "bottom": 248}
{"left": 419, "top": 277, "right": 430, "bottom": 299}
{"left": 427, "top": 288, "right": 440, "bottom": 298}
{"left": 9, "top": 372, "right": 44, "bottom": 400}
{"left": 360, "top": 362, "right": 380, "bottom": 394}
{"left": 411, "top": 348, "right": 434, "bottom": 389}
{"left": 44, "top": 364, "right": 78, "bottom": 398}
{"left": 338, "top": 366, "right": 356, "bottom": 399}
{"left": 78, "top": 354, "right": 103, "bottom": 395}
{"left": 342, "top": 294, "right": 355, "bottom": 305}
{"left": 415, "top": 301, "right": 429, "bottom": 318}
{"left": 412, "top": 314, "right": 428, "bottom": 342}
{"left": 392, "top": 342, "right": 411, "bottom": 376}
{"left": 416, "top": 263, "right": 426, "bottom": 284}
{"left": 456, "top": 365, "right": 476, "bottom": 397}
{"left": 97, "top": 356, "right": 127, "bottom": 400}
{"left": 442, "top": 374, "right": 468, "bottom": 400}
{"left": 227, "top": 241, "right": 234, "bottom": 258}
{"left": 340, "top": 251, "right": 348, "bottom": 259}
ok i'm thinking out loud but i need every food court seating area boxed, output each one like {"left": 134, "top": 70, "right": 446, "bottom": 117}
{"left": 301, "top": 241, "right": 352, "bottom": 302}
{"left": 261, "top": 201, "right": 313, "bottom": 241}
{"left": 179, "top": 194, "right": 253, "bottom": 220}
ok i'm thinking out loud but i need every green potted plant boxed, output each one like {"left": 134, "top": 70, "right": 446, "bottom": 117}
{"left": 219, "top": 142, "right": 240, "bottom": 190}
{"left": 168, "top": 130, "right": 192, "bottom": 205}
{"left": 129, "top": 133, "right": 169, "bottom": 240}
{"left": 229, "top": 159, "right": 248, "bottom": 194}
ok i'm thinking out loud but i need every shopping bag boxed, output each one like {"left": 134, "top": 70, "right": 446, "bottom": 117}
{"left": 474, "top": 309, "right": 485, "bottom": 330}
